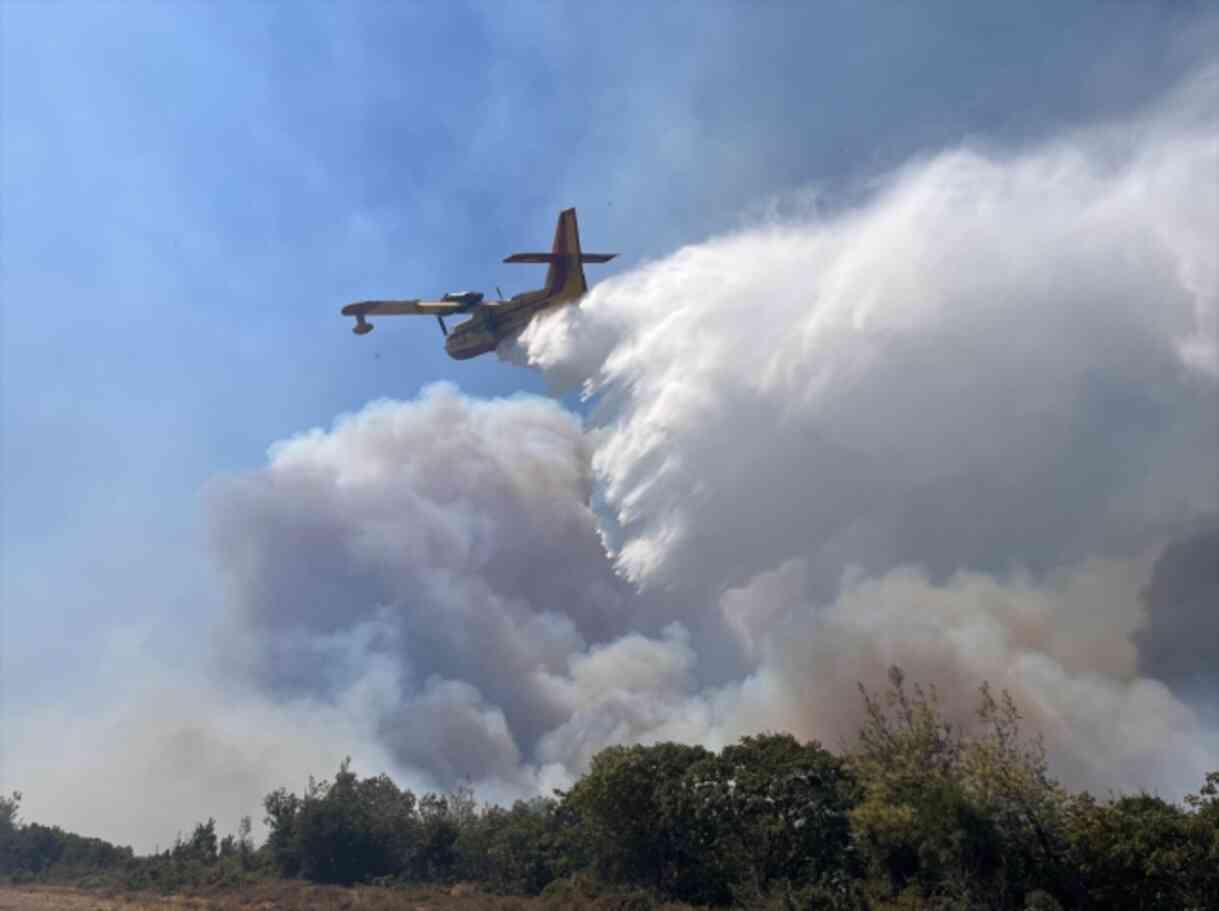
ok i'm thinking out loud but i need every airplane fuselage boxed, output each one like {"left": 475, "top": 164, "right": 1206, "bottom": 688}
{"left": 444, "top": 292, "right": 572, "bottom": 359}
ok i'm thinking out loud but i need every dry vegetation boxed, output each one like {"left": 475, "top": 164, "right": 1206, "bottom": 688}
{"left": 0, "top": 882, "right": 695, "bottom": 911}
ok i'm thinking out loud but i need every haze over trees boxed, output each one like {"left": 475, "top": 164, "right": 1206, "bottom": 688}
{"left": 4, "top": 672, "right": 1216, "bottom": 910}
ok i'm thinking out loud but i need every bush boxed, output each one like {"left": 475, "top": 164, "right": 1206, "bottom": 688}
{"left": 559, "top": 741, "right": 713, "bottom": 899}
{"left": 681, "top": 733, "right": 858, "bottom": 903}
{"left": 849, "top": 668, "right": 1071, "bottom": 908}
{"left": 457, "top": 797, "right": 568, "bottom": 895}
{"left": 271, "top": 759, "right": 418, "bottom": 885}
{"left": 1066, "top": 786, "right": 1219, "bottom": 910}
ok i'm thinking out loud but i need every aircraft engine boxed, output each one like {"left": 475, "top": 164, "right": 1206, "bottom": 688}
{"left": 442, "top": 290, "right": 484, "bottom": 308}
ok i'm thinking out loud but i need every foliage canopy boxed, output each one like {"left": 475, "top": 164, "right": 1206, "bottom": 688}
{"left": 5, "top": 670, "right": 1216, "bottom": 910}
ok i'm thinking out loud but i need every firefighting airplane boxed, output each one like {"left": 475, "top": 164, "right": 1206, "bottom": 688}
{"left": 341, "top": 208, "right": 616, "bottom": 360}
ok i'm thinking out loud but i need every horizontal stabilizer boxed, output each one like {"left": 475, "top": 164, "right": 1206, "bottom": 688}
{"left": 503, "top": 252, "right": 617, "bottom": 264}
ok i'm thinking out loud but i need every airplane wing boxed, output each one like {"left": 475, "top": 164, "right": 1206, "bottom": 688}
{"left": 342, "top": 299, "right": 465, "bottom": 317}
{"left": 341, "top": 299, "right": 470, "bottom": 336}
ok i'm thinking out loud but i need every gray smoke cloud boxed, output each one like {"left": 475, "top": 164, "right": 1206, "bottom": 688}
{"left": 5, "top": 630, "right": 401, "bottom": 852}
{"left": 1136, "top": 518, "right": 1219, "bottom": 689}
{"left": 208, "top": 386, "right": 639, "bottom": 792}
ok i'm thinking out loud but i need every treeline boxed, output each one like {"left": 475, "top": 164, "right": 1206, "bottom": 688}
{"left": 0, "top": 794, "right": 133, "bottom": 881}
{"left": 0, "top": 792, "right": 259, "bottom": 893}
{"left": 4, "top": 669, "right": 1217, "bottom": 910}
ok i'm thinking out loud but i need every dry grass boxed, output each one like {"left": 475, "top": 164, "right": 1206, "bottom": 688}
{"left": 0, "top": 885, "right": 191, "bottom": 910}
{"left": 0, "top": 883, "right": 699, "bottom": 911}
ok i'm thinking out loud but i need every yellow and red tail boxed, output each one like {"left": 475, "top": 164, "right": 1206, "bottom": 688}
{"left": 503, "top": 208, "right": 616, "bottom": 300}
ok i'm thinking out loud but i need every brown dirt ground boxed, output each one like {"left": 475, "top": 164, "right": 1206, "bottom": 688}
{"left": 0, "top": 883, "right": 696, "bottom": 911}
{"left": 0, "top": 886, "right": 189, "bottom": 911}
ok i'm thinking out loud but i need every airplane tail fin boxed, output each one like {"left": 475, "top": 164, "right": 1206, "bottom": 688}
{"left": 503, "top": 208, "right": 616, "bottom": 299}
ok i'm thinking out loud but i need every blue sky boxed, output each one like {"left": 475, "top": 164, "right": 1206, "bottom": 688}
{"left": 2, "top": 0, "right": 1215, "bottom": 789}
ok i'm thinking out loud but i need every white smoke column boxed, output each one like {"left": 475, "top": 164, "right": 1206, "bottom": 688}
{"left": 524, "top": 68, "right": 1216, "bottom": 595}
{"left": 519, "top": 67, "right": 1219, "bottom": 793}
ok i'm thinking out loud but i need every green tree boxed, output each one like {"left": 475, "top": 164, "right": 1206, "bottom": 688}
{"left": 1066, "top": 776, "right": 1219, "bottom": 911}
{"left": 236, "top": 815, "right": 255, "bottom": 870}
{"left": 1182, "top": 771, "right": 1219, "bottom": 904}
{"left": 850, "top": 667, "right": 1070, "bottom": 908}
{"left": 292, "top": 759, "right": 417, "bottom": 885}
{"left": 961, "top": 683, "right": 1074, "bottom": 902}
{"left": 561, "top": 741, "right": 712, "bottom": 896}
{"left": 0, "top": 792, "right": 21, "bottom": 876}
{"left": 457, "top": 797, "right": 567, "bottom": 895}
{"left": 263, "top": 761, "right": 446, "bottom": 885}
{"left": 682, "top": 734, "right": 858, "bottom": 903}
{"left": 0, "top": 792, "right": 19, "bottom": 831}
{"left": 262, "top": 786, "right": 302, "bottom": 876}
{"left": 412, "top": 791, "right": 462, "bottom": 882}
{"left": 176, "top": 818, "right": 218, "bottom": 864}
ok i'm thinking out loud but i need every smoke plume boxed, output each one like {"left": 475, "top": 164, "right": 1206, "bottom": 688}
{"left": 201, "top": 67, "right": 1219, "bottom": 809}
